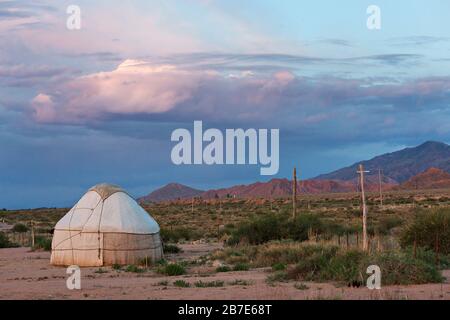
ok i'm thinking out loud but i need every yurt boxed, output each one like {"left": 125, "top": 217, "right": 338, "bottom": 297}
{"left": 51, "top": 183, "right": 163, "bottom": 266}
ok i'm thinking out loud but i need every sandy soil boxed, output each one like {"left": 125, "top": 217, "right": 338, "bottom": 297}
{"left": 1, "top": 244, "right": 450, "bottom": 300}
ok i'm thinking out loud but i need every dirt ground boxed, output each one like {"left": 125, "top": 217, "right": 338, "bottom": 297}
{"left": 1, "top": 244, "right": 450, "bottom": 300}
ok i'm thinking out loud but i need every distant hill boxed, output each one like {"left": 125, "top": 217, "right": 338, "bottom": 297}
{"left": 200, "top": 177, "right": 397, "bottom": 199}
{"left": 139, "top": 183, "right": 203, "bottom": 203}
{"left": 140, "top": 141, "right": 450, "bottom": 202}
{"left": 314, "top": 141, "right": 450, "bottom": 183}
{"left": 395, "top": 167, "right": 450, "bottom": 190}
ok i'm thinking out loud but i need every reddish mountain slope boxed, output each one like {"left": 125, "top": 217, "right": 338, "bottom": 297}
{"left": 395, "top": 167, "right": 450, "bottom": 190}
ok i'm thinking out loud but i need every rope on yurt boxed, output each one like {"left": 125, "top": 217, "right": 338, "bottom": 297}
{"left": 67, "top": 202, "right": 79, "bottom": 265}
{"left": 52, "top": 197, "right": 103, "bottom": 249}
{"left": 96, "top": 201, "right": 105, "bottom": 263}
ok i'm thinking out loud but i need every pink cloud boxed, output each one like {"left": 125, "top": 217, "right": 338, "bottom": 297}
{"left": 31, "top": 60, "right": 296, "bottom": 124}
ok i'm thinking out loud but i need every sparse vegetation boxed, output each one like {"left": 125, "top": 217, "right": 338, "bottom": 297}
{"left": 33, "top": 236, "right": 51, "bottom": 251}
{"left": 159, "top": 263, "right": 186, "bottom": 276}
{"left": 164, "top": 243, "right": 183, "bottom": 253}
{"left": 400, "top": 208, "right": 450, "bottom": 254}
{"left": 216, "top": 265, "right": 231, "bottom": 272}
{"left": 12, "top": 223, "right": 28, "bottom": 233}
{"left": 125, "top": 265, "right": 145, "bottom": 273}
{"left": 0, "top": 232, "right": 18, "bottom": 248}
{"left": 294, "top": 282, "right": 309, "bottom": 290}
{"left": 173, "top": 280, "right": 190, "bottom": 287}
{"left": 194, "top": 280, "right": 224, "bottom": 288}
{"left": 233, "top": 262, "right": 249, "bottom": 271}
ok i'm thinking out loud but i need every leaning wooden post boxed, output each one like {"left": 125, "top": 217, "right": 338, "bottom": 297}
{"left": 292, "top": 167, "right": 297, "bottom": 219}
{"left": 357, "top": 164, "right": 370, "bottom": 252}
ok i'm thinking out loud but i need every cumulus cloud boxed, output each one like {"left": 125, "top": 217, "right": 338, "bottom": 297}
{"left": 30, "top": 60, "right": 297, "bottom": 124}
{"left": 29, "top": 58, "right": 450, "bottom": 129}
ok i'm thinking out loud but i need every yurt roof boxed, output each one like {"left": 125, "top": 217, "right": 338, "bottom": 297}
{"left": 89, "top": 183, "right": 126, "bottom": 200}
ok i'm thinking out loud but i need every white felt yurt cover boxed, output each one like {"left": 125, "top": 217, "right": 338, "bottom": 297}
{"left": 51, "top": 184, "right": 163, "bottom": 266}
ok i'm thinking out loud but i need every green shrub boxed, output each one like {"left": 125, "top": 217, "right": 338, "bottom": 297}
{"left": 216, "top": 265, "right": 231, "bottom": 272}
{"left": 272, "top": 262, "right": 287, "bottom": 271}
{"left": 0, "top": 232, "right": 17, "bottom": 248}
{"left": 287, "top": 214, "right": 324, "bottom": 241}
{"left": 112, "top": 264, "right": 122, "bottom": 271}
{"left": 400, "top": 208, "right": 450, "bottom": 254}
{"left": 94, "top": 268, "right": 108, "bottom": 274}
{"left": 125, "top": 265, "right": 145, "bottom": 273}
{"left": 160, "top": 263, "right": 186, "bottom": 276}
{"left": 376, "top": 216, "right": 403, "bottom": 235}
{"left": 194, "top": 280, "right": 224, "bottom": 288}
{"left": 164, "top": 243, "right": 182, "bottom": 254}
{"left": 228, "top": 213, "right": 330, "bottom": 245}
{"left": 233, "top": 263, "right": 249, "bottom": 271}
{"left": 228, "top": 279, "right": 253, "bottom": 286}
{"left": 160, "top": 227, "right": 201, "bottom": 243}
{"left": 33, "top": 236, "right": 51, "bottom": 251}
{"left": 173, "top": 280, "right": 190, "bottom": 287}
{"left": 294, "top": 282, "right": 309, "bottom": 290}
{"left": 281, "top": 245, "right": 443, "bottom": 285}
{"left": 370, "top": 251, "right": 443, "bottom": 285}
{"left": 12, "top": 223, "right": 28, "bottom": 233}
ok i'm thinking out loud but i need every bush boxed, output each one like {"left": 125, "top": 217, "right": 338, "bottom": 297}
{"left": 272, "top": 263, "right": 287, "bottom": 271}
{"left": 194, "top": 280, "right": 224, "bottom": 288}
{"left": 159, "top": 263, "right": 186, "bottom": 276}
{"left": 160, "top": 227, "right": 201, "bottom": 243}
{"left": 287, "top": 214, "right": 324, "bottom": 241}
{"left": 228, "top": 213, "right": 331, "bottom": 245}
{"left": 370, "top": 251, "right": 443, "bottom": 285}
{"left": 376, "top": 216, "right": 403, "bottom": 235}
{"left": 400, "top": 208, "right": 450, "bottom": 254}
{"left": 281, "top": 245, "right": 443, "bottom": 285}
{"left": 0, "top": 232, "right": 17, "bottom": 248}
{"left": 112, "top": 264, "right": 122, "bottom": 271}
{"left": 125, "top": 265, "right": 145, "bottom": 273}
{"left": 216, "top": 265, "right": 231, "bottom": 272}
{"left": 12, "top": 223, "right": 28, "bottom": 233}
{"left": 228, "top": 214, "right": 287, "bottom": 245}
{"left": 33, "top": 236, "right": 51, "bottom": 251}
{"left": 164, "top": 243, "right": 182, "bottom": 254}
{"left": 173, "top": 280, "right": 190, "bottom": 287}
{"left": 233, "top": 263, "right": 249, "bottom": 271}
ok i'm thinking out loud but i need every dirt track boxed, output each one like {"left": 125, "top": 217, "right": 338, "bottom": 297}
{"left": 1, "top": 245, "right": 450, "bottom": 300}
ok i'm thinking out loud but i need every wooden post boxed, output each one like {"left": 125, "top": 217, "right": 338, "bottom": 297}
{"left": 191, "top": 197, "right": 194, "bottom": 214}
{"left": 292, "top": 167, "right": 297, "bottom": 219}
{"left": 31, "top": 221, "right": 35, "bottom": 248}
{"left": 378, "top": 169, "right": 383, "bottom": 209}
{"left": 357, "top": 164, "right": 369, "bottom": 251}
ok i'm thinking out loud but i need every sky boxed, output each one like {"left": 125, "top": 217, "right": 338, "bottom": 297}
{"left": 1, "top": 0, "right": 450, "bottom": 209}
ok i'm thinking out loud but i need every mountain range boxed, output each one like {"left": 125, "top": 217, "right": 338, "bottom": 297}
{"left": 139, "top": 141, "right": 450, "bottom": 203}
